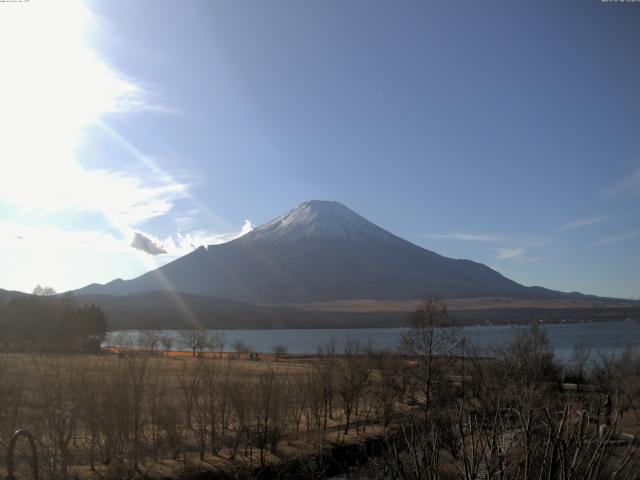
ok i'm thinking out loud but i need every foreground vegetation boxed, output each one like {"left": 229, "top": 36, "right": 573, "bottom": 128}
{"left": 0, "top": 298, "right": 638, "bottom": 479}
{"left": 0, "top": 289, "right": 106, "bottom": 353}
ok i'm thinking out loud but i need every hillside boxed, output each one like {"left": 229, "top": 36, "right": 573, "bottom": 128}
{"left": 0, "top": 288, "right": 28, "bottom": 302}
{"left": 74, "top": 291, "right": 406, "bottom": 330}
{"left": 75, "top": 290, "right": 640, "bottom": 330}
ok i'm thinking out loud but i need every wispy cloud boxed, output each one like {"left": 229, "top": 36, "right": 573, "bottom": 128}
{"left": 593, "top": 232, "right": 640, "bottom": 246}
{"left": 163, "top": 220, "right": 254, "bottom": 255}
{"left": 602, "top": 165, "right": 640, "bottom": 199}
{"left": 0, "top": 1, "right": 259, "bottom": 293}
{"left": 495, "top": 248, "right": 525, "bottom": 260}
{"left": 423, "top": 232, "right": 548, "bottom": 263}
{"left": 0, "top": 1, "right": 194, "bottom": 264}
{"left": 173, "top": 209, "right": 202, "bottom": 229}
{"left": 558, "top": 217, "right": 605, "bottom": 231}
{"left": 423, "top": 233, "right": 502, "bottom": 242}
{"left": 1, "top": 168, "right": 188, "bottom": 229}
{"left": 493, "top": 247, "right": 543, "bottom": 264}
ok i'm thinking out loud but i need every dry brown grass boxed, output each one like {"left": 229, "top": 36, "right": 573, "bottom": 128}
{"left": 0, "top": 351, "right": 386, "bottom": 480}
{"left": 0, "top": 344, "right": 637, "bottom": 480}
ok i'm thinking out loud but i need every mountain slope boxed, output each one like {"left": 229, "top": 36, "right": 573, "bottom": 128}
{"left": 0, "top": 289, "right": 28, "bottom": 302}
{"left": 74, "top": 200, "right": 565, "bottom": 303}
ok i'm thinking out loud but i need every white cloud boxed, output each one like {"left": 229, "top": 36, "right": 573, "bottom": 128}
{"left": 239, "top": 219, "right": 254, "bottom": 236}
{"left": 0, "top": 168, "right": 187, "bottom": 230}
{"left": 558, "top": 217, "right": 605, "bottom": 231}
{"left": 423, "top": 233, "right": 502, "bottom": 242}
{"left": 494, "top": 247, "right": 543, "bottom": 264}
{"left": 172, "top": 209, "right": 202, "bottom": 229}
{"left": 495, "top": 248, "right": 525, "bottom": 260}
{"left": 0, "top": 0, "right": 187, "bottom": 231}
{"left": 422, "top": 231, "right": 548, "bottom": 264}
{"left": 125, "top": 220, "right": 254, "bottom": 258}
{"left": 602, "top": 165, "right": 640, "bottom": 198}
{"left": 0, "top": 0, "right": 207, "bottom": 291}
{"left": 131, "top": 232, "right": 167, "bottom": 255}
{"left": 593, "top": 232, "right": 640, "bottom": 246}
{"left": 161, "top": 220, "right": 254, "bottom": 256}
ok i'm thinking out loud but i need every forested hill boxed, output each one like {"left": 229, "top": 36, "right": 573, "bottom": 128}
{"left": 0, "top": 294, "right": 106, "bottom": 352}
{"left": 75, "top": 290, "right": 640, "bottom": 330}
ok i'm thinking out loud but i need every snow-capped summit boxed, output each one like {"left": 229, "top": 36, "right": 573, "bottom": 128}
{"left": 245, "top": 200, "right": 395, "bottom": 243}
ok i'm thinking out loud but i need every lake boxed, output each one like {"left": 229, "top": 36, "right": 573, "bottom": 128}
{"left": 105, "top": 319, "right": 640, "bottom": 364}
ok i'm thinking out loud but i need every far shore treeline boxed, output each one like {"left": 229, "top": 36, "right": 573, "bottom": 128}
{"left": 0, "top": 288, "right": 106, "bottom": 352}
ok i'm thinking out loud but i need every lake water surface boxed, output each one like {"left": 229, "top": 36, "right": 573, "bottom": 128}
{"left": 106, "top": 319, "right": 640, "bottom": 363}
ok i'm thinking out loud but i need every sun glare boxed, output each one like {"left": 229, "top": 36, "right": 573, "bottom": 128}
{"left": 0, "top": 0, "right": 138, "bottom": 211}
{"left": 0, "top": 0, "right": 167, "bottom": 291}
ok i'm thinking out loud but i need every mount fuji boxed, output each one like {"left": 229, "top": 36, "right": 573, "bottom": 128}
{"left": 74, "top": 200, "right": 567, "bottom": 303}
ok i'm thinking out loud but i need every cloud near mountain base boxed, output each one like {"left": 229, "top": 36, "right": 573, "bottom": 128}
{"left": 130, "top": 220, "right": 253, "bottom": 257}
{"left": 131, "top": 232, "right": 167, "bottom": 255}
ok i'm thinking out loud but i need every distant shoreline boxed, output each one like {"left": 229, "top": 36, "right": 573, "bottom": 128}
{"left": 104, "top": 309, "right": 640, "bottom": 331}
{"left": 106, "top": 316, "right": 640, "bottom": 333}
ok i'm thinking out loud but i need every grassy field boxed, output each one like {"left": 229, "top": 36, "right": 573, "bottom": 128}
{"left": 0, "top": 351, "right": 389, "bottom": 480}
{"left": 0, "top": 320, "right": 639, "bottom": 480}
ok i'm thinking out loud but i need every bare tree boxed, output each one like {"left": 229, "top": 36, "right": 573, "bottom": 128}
{"left": 161, "top": 335, "right": 174, "bottom": 357}
{"left": 121, "top": 351, "right": 150, "bottom": 467}
{"left": 199, "top": 359, "right": 220, "bottom": 454}
{"left": 0, "top": 358, "right": 25, "bottom": 456}
{"left": 211, "top": 331, "right": 227, "bottom": 358}
{"left": 35, "top": 358, "right": 81, "bottom": 478}
{"left": 566, "top": 342, "right": 592, "bottom": 384}
{"left": 232, "top": 339, "right": 251, "bottom": 357}
{"left": 288, "top": 373, "right": 308, "bottom": 433}
{"left": 140, "top": 329, "right": 162, "bottom": 354}
{"left": 593, "top": 344, "right": 640, "bottom": 422}
{"left": 498, "top": 322, "right": 560, "bottom": 408}
{"left": 271, "top": 343, "right": 288, "bottom": 361}
{"left": 229, "top": 371, "right": 251, "bottom": 458}
{"left": 181, "top": 328, "right": 208, "bottom": 357}
{"left": 337, "top": 338, "right": 371, "bottom": 435}
{"left": 314, "top": 340, "right": 338, "bottom": 432}
{"left": 146, "top": 363, "right": 170, "bottom": 461}
{"left": 253, "top": 368, "right": 289, "bottom": 465}
{"left": 182, "top": 360, "right": 208, "bottom": 460}
{"left": 370, "top": 350, "right": 402, "bottom": 426}
{"left": 77, "top": 366, "right": 105, "bottom": 471}
{"left": 305, "top": 366, "right": 326, "bottom": 432}
{"left": 401, "top": 297, "right": 458, "bottom": 410}
{"left": 32, "top": 284, "right": 57, "bottom": 296}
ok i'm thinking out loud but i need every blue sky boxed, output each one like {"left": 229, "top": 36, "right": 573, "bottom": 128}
{"left": 0, "top": 0, "right": 638, "bottom": 298}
